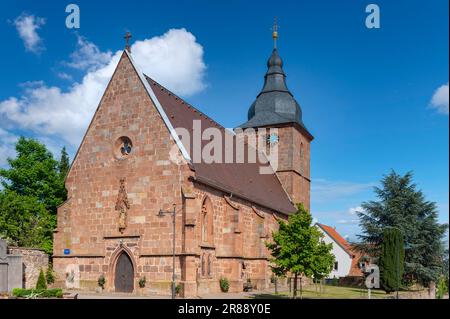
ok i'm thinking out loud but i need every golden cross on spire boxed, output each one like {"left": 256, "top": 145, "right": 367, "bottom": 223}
{"left": 272, "top": 17, "right": 279, "bottom": 49}
{"left": 124, "top": 31, "right": 132, "bottom": 53}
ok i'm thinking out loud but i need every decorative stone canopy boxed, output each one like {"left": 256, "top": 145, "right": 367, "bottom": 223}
{"left": 239, "top": 48, "right": 310, "bottom": 135}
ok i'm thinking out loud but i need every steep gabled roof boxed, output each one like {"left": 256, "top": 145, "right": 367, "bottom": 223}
{"left": 317, "top": 223, "right": 364, "bottom": 276}
{"left": 317, "top": 223, "right": 354, "bottom": 257}
{"left": 145, "top": 76, "right": 296, "bottom": 215}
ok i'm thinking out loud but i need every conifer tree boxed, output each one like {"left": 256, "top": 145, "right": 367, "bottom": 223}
{"left": 357, "top": 170, "right": 448, "bottom": 285}
{"left": 379, "top": 227, "right": 404, "bottom": 293}
{"left": 36, "top": 268, "right": 48, "bottom": 290}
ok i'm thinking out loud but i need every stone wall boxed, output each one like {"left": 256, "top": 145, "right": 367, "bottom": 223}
{"left": 7, "top": 247, "right": 49, "bottom": 289}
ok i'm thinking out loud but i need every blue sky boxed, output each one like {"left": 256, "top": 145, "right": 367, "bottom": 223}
{"left": 0, "top": 0, "right": 448, "bottom": 241}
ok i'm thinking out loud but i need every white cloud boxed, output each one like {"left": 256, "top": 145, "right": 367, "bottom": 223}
{"left": 65, "top": 35, "right": 113, "bottom": 71}
{"left": 348, "top": 206, "right": 364, "bottom": 215}
{"left": 0, "top": 28, "right": 207, "bottom": 162}
{"left": 57, "top": 72, "right": 73, "bottom": 81}
{"left": 312, "top": 179, "right": 375, "bottom": 203}
{"left": 430, "top": 82, "right": 449, "bottom": 115}
{"left": 337, "top": 219, "right": 359, "bottom": 225}
{"left": 132, "top": 29, "right": 206, "bottom": 96}
{"left": 13, "top": 13, "right": 46, "bottom": 54}
{"left": 0, "top": 129, "right": 18, "bottom": 167}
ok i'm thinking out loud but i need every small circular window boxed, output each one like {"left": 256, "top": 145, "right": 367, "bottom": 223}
{"left": 115, "top": 136, "right": 133, "bottom": 159}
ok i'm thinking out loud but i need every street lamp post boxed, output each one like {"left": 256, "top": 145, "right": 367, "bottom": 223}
{"left": 158, "top": 204, "right": 176, "bottom": 299}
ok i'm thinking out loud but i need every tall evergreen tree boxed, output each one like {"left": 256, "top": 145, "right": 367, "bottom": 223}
{"left": 59, "top": 146, "right": 70, "bottom": 179}
{"left": 266, "top": 204, "right": 334, "bottom": 298}
{"left": 379, "top": 227, "right": 405, "bottom": 293}
{"left": 357, "top": 170, "right": 448, "bottom": 286}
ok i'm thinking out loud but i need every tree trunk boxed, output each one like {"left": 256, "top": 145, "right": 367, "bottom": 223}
{"left": 293, "top": 274, "right": 298, "bottom": 299}
{"left": 299, "top": 275, "right": 303, "bottom": 299}
{"left": 274, "top": 277, "right": 278, "bottom": 295}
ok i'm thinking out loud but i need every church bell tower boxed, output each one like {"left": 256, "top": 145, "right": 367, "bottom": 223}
{"left": 238, "top": 20, "right": 313, "bottom": 211}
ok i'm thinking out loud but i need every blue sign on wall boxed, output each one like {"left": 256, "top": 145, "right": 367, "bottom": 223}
{"left": 64, "top": 249, "right": 70, "bottom": 255}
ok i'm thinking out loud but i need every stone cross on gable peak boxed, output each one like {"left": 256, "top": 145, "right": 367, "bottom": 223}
{"left": 124, "top": 31, "right": 132, "bottom": 53}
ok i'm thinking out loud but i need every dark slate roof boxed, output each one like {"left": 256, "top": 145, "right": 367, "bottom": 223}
{"left": 145, "top": 75, "right": 296, "bottom": 215}
{"left": 239, "top": 48, "right": 311, "bottom": 136}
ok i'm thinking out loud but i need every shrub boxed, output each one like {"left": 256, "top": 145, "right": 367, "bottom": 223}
{"left": 46, "top": 265, "right": 55, "bottom": 285}
{"left": 175, "top": 283, "right": 182, "bottom": 295}
{"left": 436, "top": 276, "right": 449, "bottom": 299}
{"left": 98, "top": 274, "right": 106, "bottom": 289}
{"left": 139, "top": 276, "right": 146, "bottom": 288}
{"left": 332, "top": 277, "right": 339, "bottom": 286}
{"left": 220, "top": 277, "right": 229, "bottom": 293}
{"left": 36, "top": 269, "right": 47, "bottom": 290}
{"left": 12, "top": 288, "right": 63, "bottom": 298}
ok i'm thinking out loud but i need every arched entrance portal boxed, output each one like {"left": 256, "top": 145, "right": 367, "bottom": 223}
{"left": 114, "top": 252, "right": 134, "bottom": 293}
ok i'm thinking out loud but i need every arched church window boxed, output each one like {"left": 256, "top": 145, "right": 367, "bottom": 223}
{"left": 201, "top": 204, "right": 207, "bottom": 243}
{"left": 201, "top": 197, "right": 214, "bottom": 244}
{"left": 207, "top": 254, "right": 212, "bottom": 277}
{"left": 201, "top": 253, "right": 206, "bottom": 277}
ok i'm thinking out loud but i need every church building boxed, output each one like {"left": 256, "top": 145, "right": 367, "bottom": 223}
{"left": 53, "top": 28, "right": 313, "bottom": 297}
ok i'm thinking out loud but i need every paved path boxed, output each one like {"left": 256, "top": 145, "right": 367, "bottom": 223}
{"left": 70, "top": 288, "right": 281, "bottom": 299}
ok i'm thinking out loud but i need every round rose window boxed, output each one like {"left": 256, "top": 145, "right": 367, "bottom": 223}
{"left": 115, "top": 136, "right": 133, "bottom": 159}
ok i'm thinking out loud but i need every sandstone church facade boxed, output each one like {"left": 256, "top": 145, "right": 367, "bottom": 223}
{"left": 53, "top": 35, "right": 313, "bottom": 297}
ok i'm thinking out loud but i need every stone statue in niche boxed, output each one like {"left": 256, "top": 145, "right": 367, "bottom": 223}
{"left": 115, "top": 178, "right": 130, "bottom": 233}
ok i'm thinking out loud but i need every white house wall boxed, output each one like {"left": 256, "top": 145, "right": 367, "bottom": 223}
{"left": 320, "top": 230, "right": 353, "bottom": 278}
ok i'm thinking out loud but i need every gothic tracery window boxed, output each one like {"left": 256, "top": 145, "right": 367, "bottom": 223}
{"left": 121, "top": 139, "right": 132, "bottom": 156}
{"left": 201, "top": 253, "right": 206, "bottom": 277}
{"left": 207, "top": 254, "right": 212, "bottom": 277}
{"left": 115, "top": 136, "right": 133, "bottom": 159}
{"left": 201, "top": 197, "right": 214, "bottom": 244}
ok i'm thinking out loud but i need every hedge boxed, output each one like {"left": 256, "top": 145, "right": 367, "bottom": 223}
{"left": 12, "top": 288, "right": 63, "bottom": 298}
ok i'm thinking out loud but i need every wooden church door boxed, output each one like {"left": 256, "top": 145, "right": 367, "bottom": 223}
{"left": 114, "top": 252, "right": 134, "bottom": 293}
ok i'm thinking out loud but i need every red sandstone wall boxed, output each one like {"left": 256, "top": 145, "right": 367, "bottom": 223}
{"left": 53, "top": 52, "right": 191, "bottom": 294}
{"left": 53, "top": 51, "right": 291, "bottom": 297}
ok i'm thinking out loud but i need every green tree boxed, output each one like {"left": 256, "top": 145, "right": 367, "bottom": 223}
{"left": 266, "top": 204, "right": 334, "bottom": 299}
{"left": 59, "top": 146, "right": 70, "bottom": 179}
{"left": 379, "top": 228, "right": 404, "bottom": 293}
{"left": 0, "top": 137, "right": 66, "bottom": 214}
{"left": 0, "top": 137, "right": 68, "bottom": 254}
{"left": 357, "top": 170, "right": 448, "bottom": 286}
{"left": 0, "top": 190, "right": 54, "bottom": 253}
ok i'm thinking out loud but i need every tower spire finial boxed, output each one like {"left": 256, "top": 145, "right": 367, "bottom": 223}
{"left": 124, "top": 31, "right": 132, "bottom": 53}
{"left": 272, "top": 17, "right": 278, "bottom": 49}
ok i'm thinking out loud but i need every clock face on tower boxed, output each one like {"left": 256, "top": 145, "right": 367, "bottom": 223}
{"left": 267, "top": 133, "right": 279, "bottom": 145}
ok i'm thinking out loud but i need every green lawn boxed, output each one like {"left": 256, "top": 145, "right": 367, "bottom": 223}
{"left": 252, "top": 285, "right": 390, "bottom": 299}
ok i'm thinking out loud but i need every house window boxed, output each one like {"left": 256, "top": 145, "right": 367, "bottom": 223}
{"left": 334, "top": 262, "right": 339, "bottom": 271}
